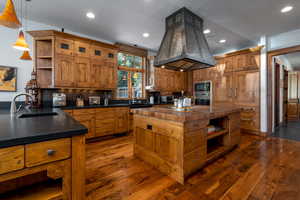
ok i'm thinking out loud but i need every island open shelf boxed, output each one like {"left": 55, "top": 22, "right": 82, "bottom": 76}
{"left": 132, "top": 105, "right": 241, "bottom": 184}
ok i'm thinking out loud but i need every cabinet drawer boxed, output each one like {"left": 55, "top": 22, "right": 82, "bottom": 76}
{"left": 95, "top": 119, "right": 115, "bottom": 136}
{"left": 241, "top": 107, "right": 259, "bottom": 131}
{"left": 95, "top": 109, "right": 115, "bottom": 120}
{"left": 25, "top": 138, "right": 71, "bottom": 167}
{"left": 0, "top": 146, "right": 24, "bottom": 175}
{"left": 73, "top": 109, "right": 95, "bottom": 116}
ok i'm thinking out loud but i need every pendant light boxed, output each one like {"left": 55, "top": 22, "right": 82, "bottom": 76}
{"left": 13, "top": 30, "right": 29, "bottom": 51}
{"left": 20, "top": 50, "right": 32, "bottom": 60}
{"left": 0, "top": 0, "right": 21, "bottom": 29}
{"left": 19, "top": 0, "right": 32, "bottom": 60}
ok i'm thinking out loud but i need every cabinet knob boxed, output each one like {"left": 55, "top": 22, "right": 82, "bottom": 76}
{"left": 47, "top": 149, "right": 56, "bottom": 156}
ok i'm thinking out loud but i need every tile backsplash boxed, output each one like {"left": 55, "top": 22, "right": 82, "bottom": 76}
{"left": 41, "top": 89, "right": 113, "bottom": 107}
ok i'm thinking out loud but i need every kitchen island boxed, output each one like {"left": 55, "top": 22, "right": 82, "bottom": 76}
{"left": 132, "top": 105, "right": 241, "bottom": 184}
{"left": 0, "top": 108, "right": 87, "bottom": 199}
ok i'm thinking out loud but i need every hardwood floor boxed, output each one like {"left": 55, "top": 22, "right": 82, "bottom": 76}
{"left": 86, "top": 134, "right": 300, "bottom": 200}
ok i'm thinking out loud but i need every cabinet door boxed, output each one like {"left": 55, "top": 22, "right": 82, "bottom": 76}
{"left": 240, "top": 107, "right": 260, "bottom": 132}
{"left": 245, "top": 52, "right": 260, "bottom": 70}
{"left": 90, "top": 59, "right": 103, "bottom": 88}
{"left": 74, "top": 41, "right": 90, "bottom": 58}
{"left": 102, "top": 49, "right": 117, "bottom": 89}
{"left": 288, "top": 102, "right": 299, "bottom": 120}
{"left": 233, "top": 55, "right": 246, "bottom": 71}
{"left": 154, "top": 68, "right": 162, "bottom": 90}
{"left": 55, "top": 38, "right": 74, "bottom": 56}
{"left": 73, "top": 114, "right": 95, "bottom": 139}
{"left": 74, "top": 57, "right": 91, "bottom": 88}
{"left": 115, "top": 109, "right": 129, "bottom": 133}
{"left": 233, "top": 71, "right": 260, "bottom": 107}
{"left": 224, "top": 57, "right": 233, "bottom": 73}
{"left": 55, "top": 54, "right": 74, "bottom": 87}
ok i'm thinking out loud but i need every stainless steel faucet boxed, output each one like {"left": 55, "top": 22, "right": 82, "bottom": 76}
{"left": 10, "top": 93, "right": 34, "bottom": 115}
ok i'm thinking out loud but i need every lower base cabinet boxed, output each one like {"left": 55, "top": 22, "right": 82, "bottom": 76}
{"left": 65, "top": 107, "right": 129, "bottom": 139}
{"left": 0, "top": 136, "right": 86, "bottom": 200}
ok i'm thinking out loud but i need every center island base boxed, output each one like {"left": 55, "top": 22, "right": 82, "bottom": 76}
{"left": 132, "top": 106, "right": 241, "bottom": 184}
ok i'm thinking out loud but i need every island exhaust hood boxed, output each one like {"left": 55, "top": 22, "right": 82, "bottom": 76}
{"left": 154, "top": 7, "right": 216, "bottom": 71}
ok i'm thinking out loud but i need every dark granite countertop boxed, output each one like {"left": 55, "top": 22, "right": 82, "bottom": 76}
{"left": 0, "top": 108, "right": 87, "bottom": 148}
{"left": 59, "top": 103, "right": 152, "bottom": 110}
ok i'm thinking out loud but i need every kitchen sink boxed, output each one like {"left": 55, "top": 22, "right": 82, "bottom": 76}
{"left": 18, "top": 112, "right": 58, "bottom": 118}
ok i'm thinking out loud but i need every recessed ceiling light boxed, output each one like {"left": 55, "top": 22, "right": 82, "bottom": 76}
{"left": 203, "top": 29, "right": 211, "bottom": 34}
{"left": 86, "top": 12, "right": 95, "bottom": 19}
{"left": 219, "top": 39, "right": 226, "bottom": 43}
{"left": 180, "top": 69, "right": 184, "bottom": 72}
{"left": 143, "top": 33, "right": 150, "bottom": 38}
{"left": 281, "top": 6, "right": 293, "bottom": 13}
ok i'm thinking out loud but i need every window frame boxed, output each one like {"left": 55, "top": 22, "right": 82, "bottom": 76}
{"left": 116, "top": 52, "right": 146, "bottom": 99}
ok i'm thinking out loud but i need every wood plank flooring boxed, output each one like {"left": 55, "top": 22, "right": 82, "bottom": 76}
{"left": 86, "top": 134, "right": 300, "bottom": 200}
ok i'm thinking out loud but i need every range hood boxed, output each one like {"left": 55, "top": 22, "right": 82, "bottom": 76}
{"left": 154, "top": 7, "right": 216, "bottom": 71}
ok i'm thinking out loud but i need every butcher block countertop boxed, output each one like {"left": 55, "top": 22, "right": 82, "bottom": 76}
{"left": 132, "top": 105, "right": 242, "bottom": 122}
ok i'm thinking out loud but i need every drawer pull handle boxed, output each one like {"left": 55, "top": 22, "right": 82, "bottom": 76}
{"left": 47, "top": 149, "right": 56, "bottom": 156}
{"left": 147, "top": 125, "right": 152, "bottom": 130}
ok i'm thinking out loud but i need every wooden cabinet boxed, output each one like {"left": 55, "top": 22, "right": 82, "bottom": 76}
{"left": 25, "top": 138, "right": 71, "bottom": 167}
{"left": 155, "top": 68, "right": 186, "bottom": 92}
{"left": 224, "top": 57, "right": 233, "bottom": 73}
{"left": 245, "top": 52, "right": 260, "bottom": 70}
{"left": 66, "top": 107, "right": 129, "bottom": 139}
{"left": 115, "top": 108, "right": 129, "bottom": 133}
{"left": 55, "top": 38, "right": 74, "bottom": 56}
{"left": 54, "top": 54, "right": 74, "bottom": 87}
{"left": 288, "top": 101, "right": 299, "bottom": 120}
{"left": 240, "top": 107, "right": 260, "bottom": 133}
{"left": 29, "top": 30, "right": 118, "bottom": 90}
{"left": 72, "top": 109, "right": 95, "bottom": 139}
{"left": 0, "top": 146, "right": 24, "bottom": 175}
{"left": 74, "top": 57, "right": 91, "bottom": 88}
{"left": 0, "top": 136, "right": 85, "bottom": 200}
{"left": 233, "top": 70, "right": 260, "bottom": 107}
{"left": 193, "top": 47, "right": 261, "bottom": 134}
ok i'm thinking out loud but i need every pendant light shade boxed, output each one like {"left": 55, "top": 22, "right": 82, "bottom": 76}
{"left": 20, "top": 50, "right": 32, "bottom": 60}
{"left": 0, "top": 0, "right": 21, "bottom": 29}
{"left": 13, "top": 30, "right": 29, "bottom": 51}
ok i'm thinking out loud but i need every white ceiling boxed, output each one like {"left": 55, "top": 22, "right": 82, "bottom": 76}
{"left": 2, "top": 0, "right": 300, "bottom": 54}
{"left": 278, "top": 52, "right": 300, "bottom": 71}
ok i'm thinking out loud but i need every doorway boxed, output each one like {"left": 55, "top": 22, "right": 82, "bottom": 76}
{"left": 270, "top": 51, "right": 300, "bottom": 141}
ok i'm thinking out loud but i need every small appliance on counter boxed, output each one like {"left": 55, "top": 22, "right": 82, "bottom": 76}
{"left": 76, "top": 96, "right": 84, "bottom": 107}
{"left": 147, "top": 91, "right": 161, "bottom": 104}
{"left": 89, "top": 96, "right": 101, "bottom": 105}
{"left": 52, "top": 93, "right": 66, "bottom": 107}
{"left": 161, "top": 96, "right": 174, "bottom": 104}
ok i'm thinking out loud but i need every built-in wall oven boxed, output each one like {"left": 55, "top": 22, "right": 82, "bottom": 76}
{"left": 194, "top": 81, "right": 212, "bottom": 105}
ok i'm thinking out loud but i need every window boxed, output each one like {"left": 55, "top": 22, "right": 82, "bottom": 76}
{"left": 116, "top": 52, "right": 145, "bottom": 99}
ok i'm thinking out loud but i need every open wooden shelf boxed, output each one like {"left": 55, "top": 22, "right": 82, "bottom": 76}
{"left": 38, "top": 56, "right": 52, "bottom": 59}
{"left": 2, "top": 181, "right": 62, "bottom": 200}
{"left": 37, "top": 66, "right": 53, "bottom": 70}
{"left": 207, "top": 129, "right": 228, "bottom": 140}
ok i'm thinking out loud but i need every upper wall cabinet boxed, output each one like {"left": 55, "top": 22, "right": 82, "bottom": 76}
{"left": 28, "top": 30, "right": 118, "bottom": 89}
{"left": 56, "top": 38, "right": 74, "bottom": 56}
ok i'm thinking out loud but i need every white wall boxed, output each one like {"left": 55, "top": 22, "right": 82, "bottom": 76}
{"left": 268, "top": 28, "right": 300, "bottom": 51}
{"left": 0, "top": 20, "right": 114, "bottom": 102}
{"left": 259, "top": 36, "right": 268, "bottom": 133}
